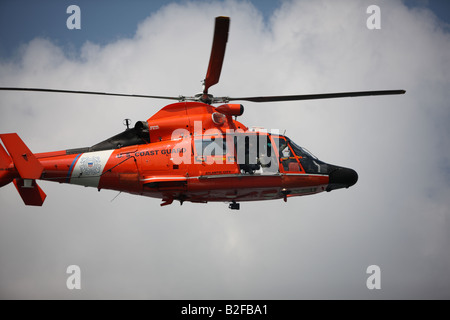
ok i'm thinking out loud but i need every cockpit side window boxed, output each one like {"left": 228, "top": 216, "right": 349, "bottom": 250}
{"left": 272, "top": 136, "right": 303, "bottom": 173}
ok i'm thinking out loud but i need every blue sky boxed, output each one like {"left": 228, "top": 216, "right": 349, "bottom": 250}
{"left": 0, "top": 0, "right": 278, "bottom": 58}
{"left": 1, "top": 0, "right": 449, "bottom": 59}
{"left": 1, "top": 0, "right": 450, "bottom": 300}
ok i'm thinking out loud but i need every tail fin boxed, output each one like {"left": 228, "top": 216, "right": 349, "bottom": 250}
{"left": 0, "top": 133, "right": 47, "bottom": 206}
{"left": 0, "top": 142, "right": 13, "bottom": 187}
{"left": 13, "top": 178, "right": 47, "bottom": 206}
{"left": 0, "top": 133, "right": 43, "bottom": 179}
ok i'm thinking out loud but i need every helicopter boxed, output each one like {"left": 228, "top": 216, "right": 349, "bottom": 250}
{"left": 0, "top": 16, "right": 404, "bottom": 210}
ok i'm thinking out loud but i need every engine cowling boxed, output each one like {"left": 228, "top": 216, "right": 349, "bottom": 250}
{"left": 215, "top": 104, "right": 244, "bottom": 116}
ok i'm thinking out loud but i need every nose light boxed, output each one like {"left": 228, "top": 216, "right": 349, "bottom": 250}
{"left": 326, "top": 167, "right": 358, "bottom": 192}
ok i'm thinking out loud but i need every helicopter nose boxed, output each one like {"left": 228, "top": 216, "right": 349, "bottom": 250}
{"left": 326, "top": 167, "right": 358, "bottom": 192}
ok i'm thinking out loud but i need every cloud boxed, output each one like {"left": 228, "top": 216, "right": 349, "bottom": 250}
{"left": 1, "top": 0, "right": 449, "bottom": 299}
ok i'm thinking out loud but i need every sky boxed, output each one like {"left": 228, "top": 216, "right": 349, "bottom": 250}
{"left": 0, "top": 0, "right": 449, "bottom": 299}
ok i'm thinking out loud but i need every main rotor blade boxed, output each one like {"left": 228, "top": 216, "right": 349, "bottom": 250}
{"left": 0, "top": 87, "right": 181, "bottom": 100}
{"left": 227, "top": 90, "right": 406, "bottom": 103}
{"left": 203, "top": 16, "right": 230, "bottom": 95}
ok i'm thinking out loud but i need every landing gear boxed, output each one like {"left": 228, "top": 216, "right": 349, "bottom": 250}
{"left": 228, "top": 201, "right": 240, "bottom": 210}
{"left": 281, "top": 188, "right": 291, "bottom": 202}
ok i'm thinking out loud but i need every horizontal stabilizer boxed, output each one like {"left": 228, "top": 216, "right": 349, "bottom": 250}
{"left": 13, "top": 178, "right": 47, "bottom": 206}
{"left": 0, "top": 133, "right": 43, "bottom": 179}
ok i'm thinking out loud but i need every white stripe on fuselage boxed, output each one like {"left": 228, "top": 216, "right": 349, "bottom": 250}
{"left": 70, "top": 150, "right": 114, "bottom": 188}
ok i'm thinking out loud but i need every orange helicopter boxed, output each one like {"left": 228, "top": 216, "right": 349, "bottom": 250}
{"left": 0, "top": 17, "right": 404, "bottom": 210}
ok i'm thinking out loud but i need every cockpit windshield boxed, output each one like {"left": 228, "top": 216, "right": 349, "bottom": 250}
{"left": 288, "top": 139, "right": 318, "bottom": 160}
{"left": 275, "top": 135, "right": 330, "bottom": 174}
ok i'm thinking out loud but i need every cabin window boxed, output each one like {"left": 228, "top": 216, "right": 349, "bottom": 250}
{"left": 195, "top": 136, "right": 227, "bottom": 156}
{"left": 194, "top": 135, "right": 229, "bottom": 164}
{"left": 233, "top": 133, "right": 278, "bottom": 174}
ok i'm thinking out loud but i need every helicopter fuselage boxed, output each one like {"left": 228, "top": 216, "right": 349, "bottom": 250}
{"left": 0, "top": 101, "right": 357, "bottom": 208}
{"left": 0, "top": 15, "right": 405, "bottom": 209}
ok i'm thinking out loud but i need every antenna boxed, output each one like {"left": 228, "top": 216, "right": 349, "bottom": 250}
{"left": 123, "top": 118, "right": 131, "bottom": 130}
{"left": 111, "top": 191, "right": 122, "bottom": 202}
